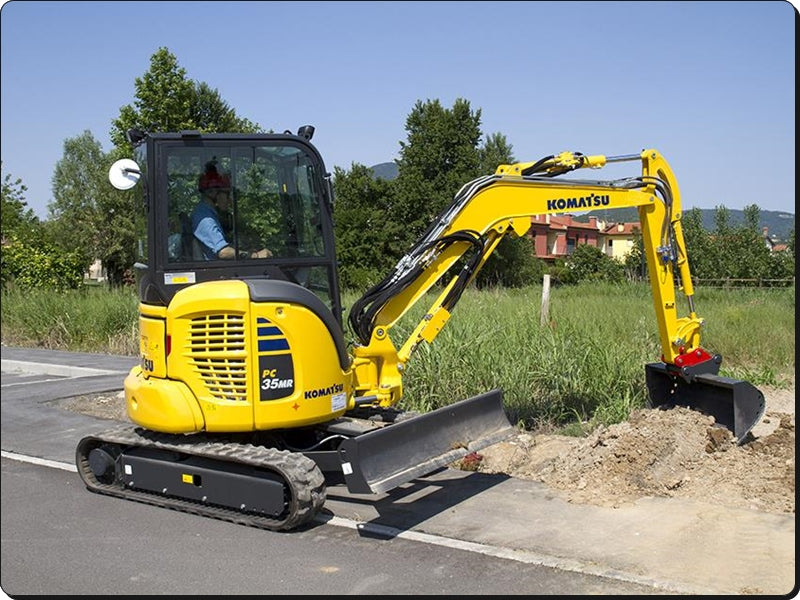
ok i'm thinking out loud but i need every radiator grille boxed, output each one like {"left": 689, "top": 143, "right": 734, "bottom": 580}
{"left": 187, "top": 313, "right": 247, "bottom": 401}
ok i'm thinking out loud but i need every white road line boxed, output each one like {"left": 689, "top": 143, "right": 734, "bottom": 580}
{"left": 2, "top": 378, "right": 71, "bottom": 388}
{"left": 1, "top": 359, "right": 122, "bottom": 378}
{"left": 1, "top": 450, "right": 77, "bottom": 472}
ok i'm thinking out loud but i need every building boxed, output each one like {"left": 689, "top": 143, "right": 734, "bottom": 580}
{"left": 528, "top": 215, "right": 602, "bottom": 260}
{"left": 763, "top": 227, "right": 789, "bottom": 253}
{"left": 84, "top": 258, "right": 107, "bottom": 283}
{"left": 527, "top": 215, "right": 640, "bottom": 262}
{"left": 599, "top": 221, "right": 640, "bottom": 260}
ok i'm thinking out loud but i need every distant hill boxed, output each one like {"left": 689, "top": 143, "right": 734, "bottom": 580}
{"left": 369, "top": 162, "right": 399, "bottom": 181}
{"left": 368, "top": 163, "right": 794, "bottom": 241}
{"left": 572, "top": 207, "right": 795, "bottom": 242}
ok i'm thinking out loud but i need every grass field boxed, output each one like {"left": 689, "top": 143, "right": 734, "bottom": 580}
{"left": 2, "top": 281, "right": 793, "bottom": 429}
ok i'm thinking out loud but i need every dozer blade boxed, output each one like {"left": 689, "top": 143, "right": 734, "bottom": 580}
{"left": 338, "top": 388, "right": 515, "bottom": 494}
{"left": 645, "top": 361, "right": 766, "bottom": 444}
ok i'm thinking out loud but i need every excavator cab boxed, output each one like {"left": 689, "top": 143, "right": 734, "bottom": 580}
{"left": 127, "top": 129, "right": 343, "bottom": 317}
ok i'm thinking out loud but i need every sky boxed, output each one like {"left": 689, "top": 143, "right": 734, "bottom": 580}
{"left": 0, "top": 0, "right": 796, "bottom": 219}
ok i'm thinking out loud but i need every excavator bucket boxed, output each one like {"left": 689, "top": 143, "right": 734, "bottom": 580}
{"left": 337, "top": 389, "right": 515, "bottom": 494}
{"left": 645, "top": 361, "right": 766, "bottom": 444}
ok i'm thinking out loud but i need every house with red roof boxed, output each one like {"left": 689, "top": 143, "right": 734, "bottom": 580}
{"left": 527, "top": 214, "right": 640, "bottom": 261}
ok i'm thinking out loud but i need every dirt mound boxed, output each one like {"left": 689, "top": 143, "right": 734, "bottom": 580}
{"left": 477, "top": 386, "right": 795, "bottom": 514}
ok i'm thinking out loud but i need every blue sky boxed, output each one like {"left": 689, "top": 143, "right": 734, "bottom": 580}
{"left": 1, "top": 0, "right": 795, "bottom": 219}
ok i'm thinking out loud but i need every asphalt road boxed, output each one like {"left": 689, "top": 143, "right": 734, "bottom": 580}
{"left": 3, "top": 457, "right": 662, "bottom": 596}
{"left": 1, "top": 347, "right": 794, "bottom": 595}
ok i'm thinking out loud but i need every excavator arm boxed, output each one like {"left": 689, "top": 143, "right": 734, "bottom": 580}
{"left": 349, "top": 149, "right": 764, "bottom": 442}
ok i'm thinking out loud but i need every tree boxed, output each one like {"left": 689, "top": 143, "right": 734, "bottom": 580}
{"left": 1, "top": 236, "right": 85, "bottom": 291}
{"left": 110, "top": 47, "right": 197, "bottom": 150}
{"left": 190, "top": 81, "right": 262, "bottom": 133}
{"left": 111, "top": 48, "right": 262, "bottom": 150}
{"left": 335, "top": 101, "right": 540, "bottom": 289}
{"left": 709, "top": 204, "right": 771, "bottom": 281}
{"left": 94, "top": 47, "right": 264, "bottom": 283}
{"left": 479, "top": 131, "right": 515, "bottom": 175}
{"left": 561, "top": 244, "right": 624, "bottom": 284}
{"left": 392, "top": 98, "right": 484, "bottom": 253}
{"left": 475, "top": 232, "right": 545, "bottom": 288}
{"left": 1, "top": 165, "right": 86, "bottom": 290}
{"left": 48, "top": 131, "right": 108, "bottom": 269}
{"left": 682, "top": 207, "right": 714, "bottom": 279}
{"left": 622, "top": 230, "right": 645, "bottom": 281}
{"left": 47, "top": 131, "right": 141, "bottom": 286}
{"left": 332, "top": 163, "right": 401, "bottom": 289}
{"left": 1, "top": 165, "right": 39, "bottom": 244}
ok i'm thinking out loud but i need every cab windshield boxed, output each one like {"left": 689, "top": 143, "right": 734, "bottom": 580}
{"left": 166, "top": 144, "right": 326, "bottom": 262}
{"left": 162, "top": 141, "right": 336, "bottom": 310}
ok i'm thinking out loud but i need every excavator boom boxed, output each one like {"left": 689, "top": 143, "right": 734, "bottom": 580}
{"left": 349, "top": 149, "right": 765, "bottom": 442}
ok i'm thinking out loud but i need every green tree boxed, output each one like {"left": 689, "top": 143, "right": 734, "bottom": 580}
{"left": 48, "top": 131, "right": 108, "bottom": 269}
{"left": 1, "top": 165, "right": 39, "bottom": 244}
{"left": 1, "top": 167, "right": 54, "bottom": 289}
{"left": 47, "top": 132, "right": 141, "bottom": 286}
{"left": 100, "top": 47, "right": 262, "bottom": 283}
{"left": 622, "top": 229, "right": 645, "bottom": 281}
{"left": 332, "top": 163, "right": 400, "bottom": 289}
{"left": 479, "top": 131, "right": 515, "bottom": 175}
{"left": 392, "top": 98, "right": 484, "bottom": 253}
{"left": 190, "top": 81, "right": 262, "bottom": 133}
{"left": 111, "top": 47, "right": 262, "bottom": 150}
{"left": 713, "top": 204, "right": 732, "bottom": 234}
{"left": 711, "top": 204, "right": 771, "bottom": 282}
{"left": 1, "top": 237, "right": 85, "bottom": 291}
{"left": 682, "top": 207, "right": 714, "bottom": 279}
{"left": 475, "top": 233, "right": 545, "bottom": 288}
{"left": 335, "top": 102, "right": 538, "bottom": 290}
{"left": 561, "top": 244, "right": 624, "bottom": 284}
{"left": 110, "top": 47, "right": 197, "bottom": 150}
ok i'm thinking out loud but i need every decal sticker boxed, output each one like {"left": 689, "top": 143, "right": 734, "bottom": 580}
{"left": 164, "top": 272, "right": 196, "bottom": 285}
{"left": 257, "top": 317, "right": 295, "bottom": 401}
{"left": 331, "top": 392, "right": 347, "bottom": 412}
{"left": 304, "top": 383, "right": 344, "bottom": 399}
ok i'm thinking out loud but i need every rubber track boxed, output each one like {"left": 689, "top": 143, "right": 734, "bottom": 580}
{"left": 76, "top": 426, "right": 327, "bottom": 531}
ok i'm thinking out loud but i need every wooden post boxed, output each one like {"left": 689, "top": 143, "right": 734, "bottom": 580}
{"left": 540, "top": 274, "right": 551, "bottom": 327}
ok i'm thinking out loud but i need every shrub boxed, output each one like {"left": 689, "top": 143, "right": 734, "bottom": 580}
{"left": 1, "top": 236, "right": 86, "bottom": 291}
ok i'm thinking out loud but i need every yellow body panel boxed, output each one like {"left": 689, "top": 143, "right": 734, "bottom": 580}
{"left": 125, "top": 279, "right": 350, "bottom": 434}
{"left": 125, "top": 366, "right": 204, "bottom": 433}
{"left": 138, "top": 315, "right": 168, "bottom": 378}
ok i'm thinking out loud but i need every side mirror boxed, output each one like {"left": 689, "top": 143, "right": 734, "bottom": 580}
{"left": 297, "top": 125, "right": 315, "bottom": 140}
{"left": 109, "top": 158, "right": 142, "bottom": 190}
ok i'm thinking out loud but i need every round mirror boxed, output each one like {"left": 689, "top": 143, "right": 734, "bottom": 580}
{"left": 108, "top": 158, "right": 141, "bottom": 190}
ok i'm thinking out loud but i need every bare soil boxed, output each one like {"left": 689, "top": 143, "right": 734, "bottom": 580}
{"left": 59, "top": 386, "right": 795, "bottom": 515}
{"left": 476, "top": 385, "right": 795, "bottom": 515}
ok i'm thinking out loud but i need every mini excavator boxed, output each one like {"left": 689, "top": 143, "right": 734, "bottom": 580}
{"left": 77, "top": 127, "right": 765, "bottom": 530}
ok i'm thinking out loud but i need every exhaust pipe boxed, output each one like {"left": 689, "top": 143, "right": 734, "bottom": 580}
{"left": 645, "top": 357, "right": 766, "bottom": 444}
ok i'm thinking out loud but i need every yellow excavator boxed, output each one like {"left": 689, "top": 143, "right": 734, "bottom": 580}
{"left": 76, "top": 127, "right": 765, "bottom": 530}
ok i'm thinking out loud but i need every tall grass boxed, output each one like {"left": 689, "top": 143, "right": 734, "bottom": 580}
{"left": 1, "top": 285, "right": 140, "bottom": 355}
{"left": 347, "top": 282, "right": 794, "bottom": 428}
{"left": 2, "top": 282, "right": 794, "bottom": 430}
